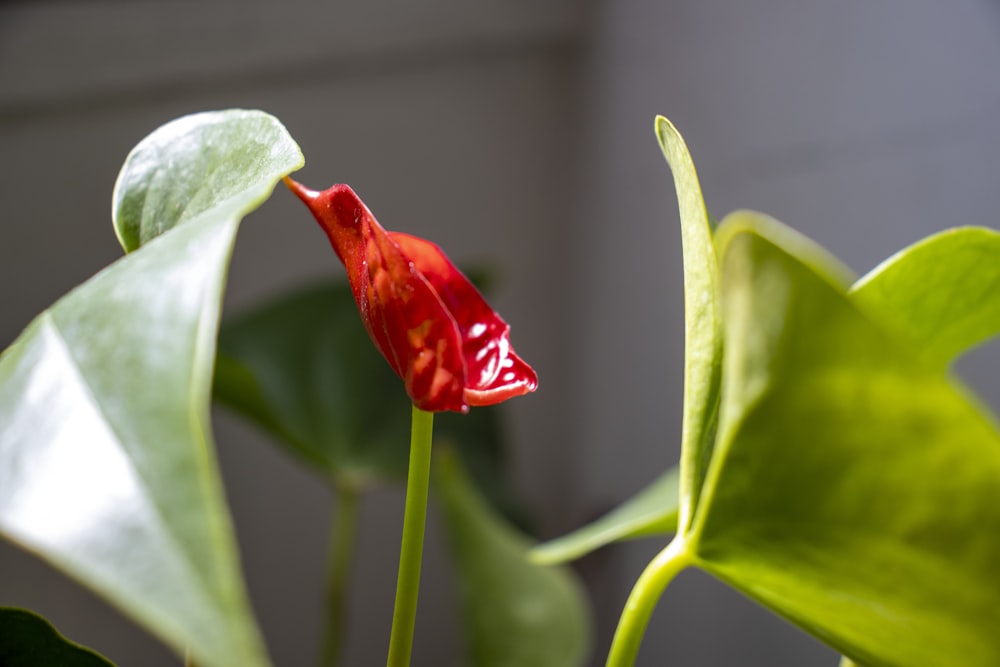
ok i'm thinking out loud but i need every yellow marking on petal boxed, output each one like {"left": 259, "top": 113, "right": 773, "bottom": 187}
{"left": 429, "top": 366, "right": 458, "bottom": 400}
{"left": 411, "top": 348, "right": 435, "bottom": 377}
{"left": 407, "top": 320, "right": 433, "bottom": 349}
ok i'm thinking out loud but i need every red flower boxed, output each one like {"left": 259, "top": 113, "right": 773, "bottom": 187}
{"left": 284, "top": 178, "right": 538, "bottom": 413}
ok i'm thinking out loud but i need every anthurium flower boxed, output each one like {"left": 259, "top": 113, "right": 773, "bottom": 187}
{"left": 284, "top": 178, "right": 538, "bottom": 413}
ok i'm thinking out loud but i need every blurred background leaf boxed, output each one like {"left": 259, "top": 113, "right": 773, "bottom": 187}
{"left": 433, "top": 449, "right": 591, "bottom": 667}
{"left": 214, "top": 276, "right": 526, "bottom": 521}
{"left": 530, "top": 466, "right": 678, "bottom": 565}
{"left": 215, "top": 281, "right": 412, "bottom": 485}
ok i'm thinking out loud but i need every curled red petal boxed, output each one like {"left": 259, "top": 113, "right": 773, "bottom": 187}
{"left": 391, "top": 233, "right": 539, "bottom": 406}
{"left": 463, "top": 348, "right": 538, "bottom": 406}
{"left": 284, "top": 178, "right": 468, "bottom": 412}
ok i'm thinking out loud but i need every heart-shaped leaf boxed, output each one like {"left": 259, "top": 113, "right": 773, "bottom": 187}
{"left": 0, "top": 110, "right": 303, "bottom": 667}
{"left": 654, "top": 116, "right": 724, "bottom": 533}
{"left": 530, "top": 466, "right": 678, "bottom": 565}
{"left": 850, "top": 226, "right": 1000, "bottom": 366}
{"left": 433, "top": 449, "right": 591, "bottom": 667}
{"left": 688, "top": 211, "right": 1000, "bottom": 667}
{"left": 0, "top": 608, "right": 115, "bottom": 666}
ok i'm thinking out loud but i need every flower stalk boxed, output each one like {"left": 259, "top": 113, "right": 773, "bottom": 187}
{"left": 605, "top": 537, "right": 692, "bottom": 667}
{"left": 319, "top": 482, "right": 361, "bottom": 667}
{"left": 386, "top": 406, "right": 435, "bottom": 667}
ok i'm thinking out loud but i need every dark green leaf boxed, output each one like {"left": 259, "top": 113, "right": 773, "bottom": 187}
{"left": 433, "top": 449, "right": 591, "bottom": 667}
{"left": 850, "top": 226, "right": 1000, "bottom": 366}
{"left": 0, "top": 110, "right": 303, "bottom": 667}
{"left": 0, "top": 608, "right": 115, "bottom": 666}
{"left": 530, "top": 466, "right": 678, "bottom": 565}
{"left": 433, "top": 405, "right": 530, "bottom": 531}
{"left": 215, "top": 281, "right": 412, "bottom": 484}
{"left": 215, "top": 280, "right": 522, "bottom": 520}
{"left": 688, "top": 212, "right": 1000, "bottom": 667}
{"left": 654, "top": 116, "right": 723, "bottom": 532}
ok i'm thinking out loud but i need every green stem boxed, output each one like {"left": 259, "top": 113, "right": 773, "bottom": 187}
{"left": 319, "top": 482, "right": 361, "bottom": 667}
{"left": 605, "top": 537, "right": 692, "bottom": 667}
{"left": 386, "top": 406, "right": 435, "bottom": 667}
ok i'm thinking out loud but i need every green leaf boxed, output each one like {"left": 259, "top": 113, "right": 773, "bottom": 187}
{"left": 529, "top": 466, "right": 679, "bottom": 565}
{"left": 0, "top": 608, "right": 115, "bottom": 666}
{"left": 433, "top": 449, "right": 591, "bottom": 667}
{"left": 688, "top": 212, "right": 1000, "bottom": 667}
{"left": 654, "top": 116, "right": 723, "bottom": 532}
{"left": 433, "top": 405, "right": 529, "bottom": 531}
{"left": 0, "top": 110, "right": 303, "bottom": 667}
{"left": 850, "top": 226, "right": 1000, "bottom": 366}
{"left": 113, "top": 109, "right": 304, "bottom": 252}
{"left": 215, "top": 281, "right": 411, "bottom": 483}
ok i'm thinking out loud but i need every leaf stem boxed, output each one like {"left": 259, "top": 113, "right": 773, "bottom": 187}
{"left": 605, "top": 537, "right": 692, "bottom": 667}
{"left": 319, "top": 482, "right": 361, "bottom": 667}
{"left": 386, "top": 406, "right": 435, "bottom": 667}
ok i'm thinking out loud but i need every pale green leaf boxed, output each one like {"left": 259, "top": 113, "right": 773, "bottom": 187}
{"left": 654, "top": 116, "right": 723, "bottom": 532}
{"left": 113, "top": 109, "right": 303, "bottom": 252}
{"left": 0, "top": 110, "right": 304, "bottom": 667}
{"left": 434, "top": 450, "right": 591, "bottom": 667}
{"left": 529, "top": 466, "right": 678, "bottom": 565}
{"left": 850, "top": 226, "right": 1000, "bottom": 366}
{"left": 688, "top": 212, "right": 1000, "bottom": 667}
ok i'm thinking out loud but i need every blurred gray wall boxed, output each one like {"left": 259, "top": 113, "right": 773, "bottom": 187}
{"left": 2, "top": 1, "right": 999, "bottom": 666}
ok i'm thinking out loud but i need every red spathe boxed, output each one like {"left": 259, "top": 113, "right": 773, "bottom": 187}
{"left": 284, "top": 178, "right": 538, "bottom": 413}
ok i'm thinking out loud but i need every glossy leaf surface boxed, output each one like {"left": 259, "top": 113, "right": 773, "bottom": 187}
{"left": 530, "top": 466, "right": 678, "bottom": 565}
{"left": 0, "top": 608, "right": 115, "bottom": 666}
{"left": 850, "top": 226, "right": 1000, "bottom": 366}
{"left": 434, "top": 450, "right": 591, "bottom": 667}
{"left": 655, "top": 116, "right": 723, "bottom": 532}
{"left": 0, "top": 110, "right": 303, "bottom": 667}
{"left": 113, "top": 109, "right": 303, "bottom": 252}
{"left": 689, "top": 212, "right": 1000, "bottom": 667}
